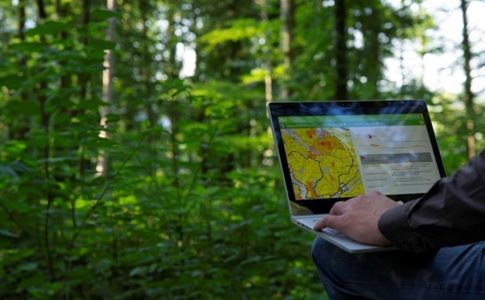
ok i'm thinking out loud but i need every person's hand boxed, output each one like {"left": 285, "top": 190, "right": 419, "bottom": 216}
{"left": 313, "top": 191, "right": 400, "bottom": 246}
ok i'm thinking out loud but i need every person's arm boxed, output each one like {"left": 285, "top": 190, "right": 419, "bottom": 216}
{"left": 313, "top": 190, "right": 398, "bottom": 246}
{"left": 314, "top": 149, "right": 485, "bottom": 252}
{"left": 379, "top": 149, "right": 485, "bottom": 252}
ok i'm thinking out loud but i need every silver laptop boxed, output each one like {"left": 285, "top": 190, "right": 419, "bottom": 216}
{"left": 268, "top": 100, "right": 446, "bottom": 253}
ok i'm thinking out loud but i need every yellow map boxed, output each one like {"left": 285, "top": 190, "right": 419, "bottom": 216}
{"left": 281, "top": 128, "right": 364, "bottom": 200}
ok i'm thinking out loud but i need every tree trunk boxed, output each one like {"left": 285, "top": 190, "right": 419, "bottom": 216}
{"left": 36, "top": 0, "right": 55, "bottom": 281}
{"left": 416, "top": 2, "right": 428, "bottom": 88}
{"left": 36, "top": 0, "right": 47, "bottom": 19}
{"left": 166, "top": 5, "right": 181, "bottom": 192}
{"left": 56, "top": 0, "right": 71, "bottom": 92}
{"left": 258, "top": 0, "right": 273, "bottom": 104}
{"left": 78, "top": 0, "right": 91, "bottom": 178}
{"left": 334, "top": 0, "right": 348, "bottom": 100}
{"left": 363, "top": 7, "right": 380, "bottom": 98}
{"left": 140, "top": 1, "right": 160, "bottom": 176}
{"left": 398, "top": 38, "right": 405, "bottom": 97}
{"left": 10, "top": 0, "right": 28, "bottom": 140}
{"left": 460, "top": 0, "right": 476, "bottom": 160}
{"left": 280, "top": 0, "right": 294, "bottom": 100}
{"left": 96, "top": 0, "right": 115, "bottom": 176}
{"left": 166, "top": 6, "right": 179, "bottom": 78}
{"left": 79, "top": 0, "right": 91, "bottom": 101}
{"left": 140, "top": 1, "right": 157, "bottom": 129}
{"left": 18, "top": 0, "right": 26, "bottom": 40}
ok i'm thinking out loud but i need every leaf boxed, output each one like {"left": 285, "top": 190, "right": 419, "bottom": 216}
{"left": 0, "top": 229, "right": 19, "bottom": 238}
{"left": 9, "top": 42, "right": 45, "bottom": 53}
{"left": 107, "top": 113, "right": 121, "bottom": 123}
{"left": 129, "top": 266, "right": 146, "bottom": 277}
{"left": 91, "top": 9, "right": 121, "bottom": 21}
{"left": 0, "top": 74, "right": 22, "bottom": 89}
{"left": 18, "top": 262, "right": 39, "bottom": 272}
{"left": 4, "top": 99, "right": 39, "bottom": 116}
{"left": 77, "top": 98, "right": 104, "bottom": 110}
{"left": 241, "top": 68, "right": 266, "bottom": 85}
{"left": 0, "top": 166, "right": 20, "bottom": 182}
{"left": 69, "top": 267, "right": 94, "bottom": 282}
{"left": 87, "top": 38, "right": 116, "bottom": 50}
{"left": 26, "top": 20, "right": 69, "bottom": 36}
{"left": 191, "top": 270, "right": 203, "bottom": 277}
{"left": 200, "top": 19, "right": 265, "bottom": 51}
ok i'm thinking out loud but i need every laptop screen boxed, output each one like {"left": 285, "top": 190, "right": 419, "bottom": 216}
{"left": 268, "top": 100, "right": 446, "bottom": 215}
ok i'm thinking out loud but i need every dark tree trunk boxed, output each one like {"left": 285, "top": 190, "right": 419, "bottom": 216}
{"left": 259, "top": 0, "right": 272, "bottom": 103}
{"left": 140, "top": 1, "right": 157, "bottom": 129}
{"left": 280, "top": 0, "right": 294, "bottom": 100}
{"left": 56, "top": 0, "right": 72, "bottom": 91}
{"left": 10, "top": 0, "right": 29, "bottom": 140}
{"left": 166, "top": 6, "right": 181, "bottom": 79}
{"left": 18, "top": 0, "right": 26, "bottom": 40}
{"left": 364, "top": 8, "right": 380, "bottom": 98}
{"left": 36, "top": 0, "right": 47, "bottom": 19}
{"left": 36, "top": 0, "right": 55, "bottom": 281}
{"left": 334, "top": 0, "right": 348, "bottom": 100}
{"left": 460, "top": 0, "right": 476, "bottom": 159}
{"left": 79, "top": 0, "right": 91, "bottom": 100}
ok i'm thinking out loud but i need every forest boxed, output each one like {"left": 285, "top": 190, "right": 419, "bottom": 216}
{"left": 0, "top": 0, "right": 484, "bottom": 299}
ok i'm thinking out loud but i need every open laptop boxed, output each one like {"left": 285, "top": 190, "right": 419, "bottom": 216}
{"left": 268, "top": 100, "right": 446, "bottom": 253}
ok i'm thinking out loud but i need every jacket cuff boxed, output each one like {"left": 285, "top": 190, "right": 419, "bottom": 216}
{"left": 378, "top": 201, "right": 427, "bottom": 252}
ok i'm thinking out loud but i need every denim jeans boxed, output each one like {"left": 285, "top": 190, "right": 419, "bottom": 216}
{"left": 312, "top": 238, "right": 485, "bottom": 300}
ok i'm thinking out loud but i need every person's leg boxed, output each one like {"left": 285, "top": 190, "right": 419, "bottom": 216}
{"left": 311, "top": 238, "right": 485, "bottom": 300}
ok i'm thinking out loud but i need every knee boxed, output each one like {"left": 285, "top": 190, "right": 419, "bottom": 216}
{"left": 312, "top": 236, "right": 327, "bottom": 251}
{"left": 312, "top": 238, "right": 345, "bottom": 297}
{"left": 312, "top": 238, "right": 356, "bottom": 281}
{"left": 311, "top": 237, "right": 337, "bottom": 273}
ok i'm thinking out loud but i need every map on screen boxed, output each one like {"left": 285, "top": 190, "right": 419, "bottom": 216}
{"left": 279, "top": 114, "right": 441, "bottom": 200}
{"left": 281, "top": 127, "right": 364, "bottom": 200}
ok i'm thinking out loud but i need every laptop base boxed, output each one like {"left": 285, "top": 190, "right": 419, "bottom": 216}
{"left": 293, "top": 216, "right": 397, "bottom": 253}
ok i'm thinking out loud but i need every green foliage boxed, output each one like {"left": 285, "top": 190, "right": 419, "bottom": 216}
{"left": 429, "top": 93, "right": 485, "bottom": 174}
{"left": 201, "top": 19, "right": 267, "bottom": 51}
{"left": 0, "top": 0, "right": 480, "bottom": 299}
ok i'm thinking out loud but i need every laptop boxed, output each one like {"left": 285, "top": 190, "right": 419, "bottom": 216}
{"left": 268, "top": 100, "right": 446, "bottom": 253}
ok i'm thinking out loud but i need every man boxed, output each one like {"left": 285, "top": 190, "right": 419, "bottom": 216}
{"left": 311, "top": 149, "right": 485, "bottom": 299}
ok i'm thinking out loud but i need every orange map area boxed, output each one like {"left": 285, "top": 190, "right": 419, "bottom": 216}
{"left": 282, "top": 128, "right": 364, "bottom": 200}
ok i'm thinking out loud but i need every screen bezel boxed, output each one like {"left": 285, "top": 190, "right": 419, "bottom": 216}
{"left": 268, "top": 100, "right": 446, "bottom": 215}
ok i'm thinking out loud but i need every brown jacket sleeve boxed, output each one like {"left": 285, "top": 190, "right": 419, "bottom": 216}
{"left": 378, "top": 149, "right": 485, "bottom": 253}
